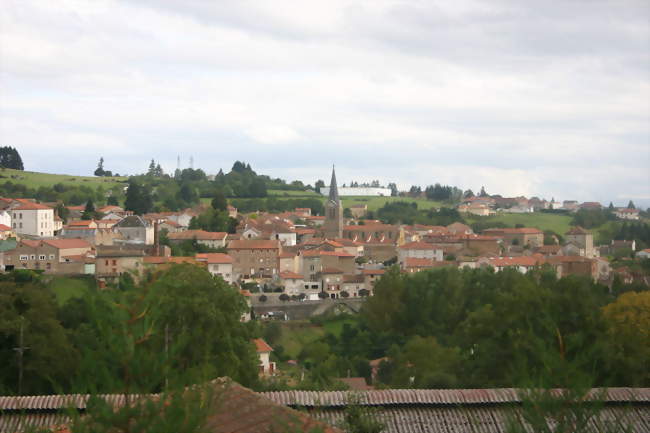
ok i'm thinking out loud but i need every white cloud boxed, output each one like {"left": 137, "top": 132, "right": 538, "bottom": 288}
{"left": 0, "top": 0, "right": 648, "bottom": 206}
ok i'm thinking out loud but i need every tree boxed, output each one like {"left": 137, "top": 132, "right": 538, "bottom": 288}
{"left": 147, "top": 159, "right": 156, "bottom": 176}
{"left": 211, "top": 190, "right": 228, "bottom": 211}
{"left": 279, "top": 293, "right": 290, "bottom": 302}
{"left": 81, "top": 199, "right": 97, "bottom": 220}
{"left": 479, "top": 186, "right": 488, "bottom": 197}
{"left": 124, "top": 181, "right": 153, "bottom": 215}
{"left": 0, "top": 271, "right": 77, "bottom": 394}
{"left": 601, "top": 291, "right": 650, "bottom": 386}
{"left": 627, "top": 200, "right": 635, "bottom": 209}
{"left": 0, "top": 146, "right": 24, "bottom": 170}
{"left": 94, "top": 157, "right": 105, "bottom": 177}
{"left": 464, "top": 189, "right": 474, "bottom": 198}
{"left": 343, "top": 208, "right": 352, "bottom": 218}
{"left": 387, "top": 182, "right": 398, "bottom": 197}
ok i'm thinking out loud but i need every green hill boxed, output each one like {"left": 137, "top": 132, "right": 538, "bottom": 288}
{"left": 0, "top": 168, "right": 127, "bottom": 190}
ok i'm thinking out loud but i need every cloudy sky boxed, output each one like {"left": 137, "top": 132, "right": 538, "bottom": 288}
{"left": 1, "top": 0, "right": 648, "bottom": 206}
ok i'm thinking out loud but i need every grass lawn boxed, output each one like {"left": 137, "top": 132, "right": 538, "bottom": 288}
{"left": 0, "top": 168, "right": 127, "bottom": 190}
{"left": 46, "top": 276, "right": 95, "bottom": 306}
{"left": 465, "top": 212, "right": 574, "bottom": 234}
{"left": 322, "top": 316, "right": 356, "bottom": 337}
{"left": 275, "top": 321, "right": 325, "bottom": 359}
{"left": 341, "top": 196, "right": 444, "bottom": 212}
{"left": 268, "top": 189, "right": 321, "bottom": 198}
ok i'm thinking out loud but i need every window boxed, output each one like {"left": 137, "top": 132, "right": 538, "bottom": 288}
{"left": 105, "top": 260, "right": 109, "bottom": 265}
{"left": 112, "top": 260, "right": 117, "bottom": 265}
{"left": 13, "top": 223, "right": 16, "bottom": 228}
{"left": 309, "top": 265, "right": 315, "bottom": 271}
{"left": 19, "top": 255, "right": 28, "bottom": 261}
{"left": 39, "top": 255, "right": 46, "bottom": 260}
{"left": 20, "top": 213, "right": 23, "bottom": 219}
{"left": 49, "top": 254, "right": 55, "bottom": 259}
{"left": 30, "top": 255, "right": 36, "bottom": 260}
{"left": 19, "top": 223, "right": 23, "bottom": 229}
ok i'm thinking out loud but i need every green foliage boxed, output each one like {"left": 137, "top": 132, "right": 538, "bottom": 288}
{"left": 124, "top": 180, "right": 153, "bottom": 215}
{"left": 571, "top": 208, "right": 615, "bottom": 229}
{"left": 0, "top": 146, "right": 24, "bottom": 170}
{"left": 231, "top": 196, "right": 324, "bottom": 215}
{"left": 376, "top": 201, "right": 464, "bottom": 225}
{"left": 188, "top": 208, "right": 237, "bottom": 233}
{"left": 338, "top": 396, "right": 385, "bottom": 433}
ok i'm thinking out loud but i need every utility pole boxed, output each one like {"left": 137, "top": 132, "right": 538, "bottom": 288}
{"left": 13, "top": 316, "right": 29, "bottom": 395}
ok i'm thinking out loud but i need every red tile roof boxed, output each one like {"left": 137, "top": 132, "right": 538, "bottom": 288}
{"left": 43, "top": 239, "right": 92, "bottom": 249}
{"left": 168, "top": 230, "right": 227, "bottom": 241}
{"left": 404, "top": 257, "right": 436, "bottom": 268}
{"left": 228, "top": 240, "right": 280, "bottom": 250}
{"left": 362, "top": 269, "right": 385, "bottom": 275}
{"left": 13, "top": 202, "right": 52, "bottom": 211}
{"left": 0, "top": 224, "right": 12, "bottom": 231}
{"left": 195, "top": 253, "right": 234, "bottom": 264}
{"left": 321, "top": 267, "right": 343, "bottom": 274}
{"left": 253, "top": 338, "right": 273, "bottom": 353}
{"left": 279, "top": 271, "right": 304, "bottom": 280}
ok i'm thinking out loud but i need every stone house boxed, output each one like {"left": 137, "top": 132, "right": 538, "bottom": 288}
{"left": 168, "top": 230, "right": 228, "bottom": 248}
{"left": 565, "top": 226, "right": 595, "bottom": 258}
{"left": 95, "top": 245, "right": 146, "bottom": 282}
{"left": 3, "top": 239, "right": 93, "bottom": 274}
{"left": 112, "top": 215, "right": 154, "bottom": 245}
{"left": 277, "top": 271, "right": 305, "bottom": 296}
{"left": 195, "top": 252, "right": 235, "bottom": 284}
{"left": 397, "top": 241, "right": 444, "bottom": 267}
{"left": 482, "top": 228, "right": 544, "bottom": 248}
{"left": 227, "top": 239, "right": 281, "bottom": 280}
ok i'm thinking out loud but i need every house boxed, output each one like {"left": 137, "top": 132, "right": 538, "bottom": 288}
{"left": 461, "top": 234, "right": 500, "bottom": 256}
{"left": 342, "top": 274, "right": 365, "bottom": 297}
{"left": 562, "top": 200, "right": 579, "bottom": 211}
{"left": 362, "top": 268, "right": 385, "bottom": 294}
{"left": 636, "top": 249, "right": 650, "bottom": 259}
{"left": 227, "top": 204, "right": 238, "bottom": 218}
{"left": 112, "top": 215, "right": 154, "bottom": 245}
{"left": 446, "top": 222, "right": 473, "bottom": 235}
{"left": 397, "top": 241, "right": 444, "bottom": 267}
{"left": 277, "top": 271, "right": 305, "bottom": 296}
{"left": 479, "top": 255, "right": 545, "bottom": 273}
{"left": 227, "top": 239, "right": 281, "bottom": 280}
{"left": 95, "top": 245, "right": 146, "bottom": 282}
{"left": 195, "top": 252, "right": 234, "bottom": 284}
{"left": 579, "top": 201, "right": 602, "bottom": 210}
{"left": 254, "top": 338, "right": 275, "bottom": 376}
{"left": 0, "top": 209, "right": 11, "bottom": 228}
{"left": 565, "top": 226, "right": 595, "bottom": 258}
{"left": 300, "top": 249, "right": 356, "bottom": 282}
{"left": 0, "top": 378, "right": 342, "bottom": 433}
{"left": 294, "top": 207, "right": 312, "bottom": 217}
{"left": 11, "top": 202, "right": 55, "bottom": 237}
{"left": 3, "top": 239, "right": 93, "bottom": 274}
{"left": 457, "top": 202, "right": 493, "bottom": 216}
{"left": 547, "top": 256, "right": 597, "bottom": 279}
{"left": 168, "top": 230, "right": 228, "bottom": 248}
{"left": 482, "top": 227, "right": 544, "bottom": 248}
{"left": 614, "top": 208, "right": 640, "bottom": 220}
{"left": 0, "top": 223, "right": 16, "bottom": 240}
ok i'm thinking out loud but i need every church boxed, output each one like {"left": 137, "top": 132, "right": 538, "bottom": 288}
{"left": 322, "top": 166, "right": 343, "bottom": 239}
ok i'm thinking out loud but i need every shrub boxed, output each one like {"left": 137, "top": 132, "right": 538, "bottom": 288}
{"left": 340, "top": 291, "right": 350, "bottom": 298}
{"left": 279, "top": 293, "right": 290, "bottom": 302}
{"left": 258, "top": 295, "right": 268, "bottom": 302}
{"left": 318, "top": 291, "right": 329, "bottom": 299}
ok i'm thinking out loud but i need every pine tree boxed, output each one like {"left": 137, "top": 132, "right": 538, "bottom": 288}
{"left": 0, "top": 146, "right": 24, "bottom": 170}
{"left": 627, "top": 200, "right": 635, "bottom": 209}
{"left": 94, "top": 157, "right": 105, "bottom": 176}
{"left": 81, "top": 199, "right": 96, "bottom": 220}
{"left": 147, "top": 159, "right": 156, "bottom": 176}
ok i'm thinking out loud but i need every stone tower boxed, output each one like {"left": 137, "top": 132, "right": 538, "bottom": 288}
{"left": 323, "top": 166, "right": 343, "bottom": 239}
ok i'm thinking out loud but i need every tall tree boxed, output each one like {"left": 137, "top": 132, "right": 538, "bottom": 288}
{"left": 124, "top": 181, "right": 153, "bottom": 215}
{"left": 94, "top": 157, "right": 105, "bottom": 176}
{"left": 627, "top": 200, "right": 635, "bottom": 209}
{"left": 0, "top": 146, "right": 24, "bottom": 170}
{"left": 81, "top": 199, "right": 97, "bottom": 220}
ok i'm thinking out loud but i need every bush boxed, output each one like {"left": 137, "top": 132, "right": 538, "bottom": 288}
{"left": 318, "top": 291, "right": 329, "bottom": 299}
{"left": 340, "top": 291, "right": 350, "bottom": 298}
{"left": 358, "top": 289, "right": 369, "bottom": 297}
{"left": 279, "top": 293, "right": 290, "bottom": 302}
{"left": 258, "top": 295, "right": 268, "bottom": 302}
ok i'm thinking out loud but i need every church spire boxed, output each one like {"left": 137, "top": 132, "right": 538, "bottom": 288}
{"left": 328, "top": 165, "right": 339, "bottom": 203}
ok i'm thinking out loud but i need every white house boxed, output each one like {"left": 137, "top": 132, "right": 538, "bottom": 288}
{"left": 636, "top": 249, "right": 650, "bottom": 260}
{"left": 253, "top": 338, "right": 275, "bottom": 376}
{"left": 397, "top": 241, "right": 444, "bottom": 267}
{"left": 11, "top": 202, "right": 55, "bottom": 237}
{"left": 196, "top": 253, "right": 234, "bottom": 284}
{"left": 614, "top": 208, "right": 640, "bottom": 220}
{"left": 0, "top": 210, "right": 11, "bottom": 228}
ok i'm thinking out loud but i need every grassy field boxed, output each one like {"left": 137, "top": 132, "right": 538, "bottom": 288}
{"left": 46, "top": 276, "right": 96, "bottom": 305}
{"left": 341, "top": 196, "right": 444, "bottom": 212}
{"left": 268, "top": 189, "right": 321, "bottom": 198}
{"left": 275, "top": 321, "right": 325, "bottom": 359}
{"left": 0, "top": 168, "right": 127, "bottom": 190}
{"left": 464, "top": 212, "right": 573, "bottom": 234}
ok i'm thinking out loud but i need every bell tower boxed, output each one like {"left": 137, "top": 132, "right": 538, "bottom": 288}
{"left": 323, "top": 166, "right": 343, "bottom": 239}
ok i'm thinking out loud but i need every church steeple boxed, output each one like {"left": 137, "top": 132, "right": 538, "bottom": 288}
{"left": 328, "top": 165, "right": 340, "bottom": 204}
{"left": 323, "top": 165, "right": 343, "bottom": 239}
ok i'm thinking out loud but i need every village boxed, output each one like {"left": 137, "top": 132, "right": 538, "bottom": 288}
{"left": 0, "top": 167, "right": 647, "bottom": 310}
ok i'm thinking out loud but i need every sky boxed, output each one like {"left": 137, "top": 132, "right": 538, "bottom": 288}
{"left": 1, "top": 0, "right": 649, "bottom": 207}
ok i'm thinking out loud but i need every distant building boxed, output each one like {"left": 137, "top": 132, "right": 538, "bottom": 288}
{"left": 614, "top": 208, "right": 640, "bottom": 220}
{"left": 323, "top": 167, "right": 344, "bottom": 239}
{"left": 11, "top": 202, "right": 55, "bottom": 238}
{"left": 320, "top": 187, "right": 391, "bottom": 196}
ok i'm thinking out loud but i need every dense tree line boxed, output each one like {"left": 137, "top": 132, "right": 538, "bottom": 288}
{"left": 0, "top": 264, "right": 259, "bottom": 396}
{"left": 0, "top": 180, "right": 122, "bottom": 207}
{"left": 571, "top": 208, "right": 616, "bottom": 229}
{"left": 270, "top": 267, "right": 649, "bottom": 390}
{"left": 0, "top": 146, "right": 24, "bottom": 170}
{"left": 231, "top": 197, "right": 325, "bottom": 216}
{"left": 375, "top": 201, "right": 464, "bottom": 226}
